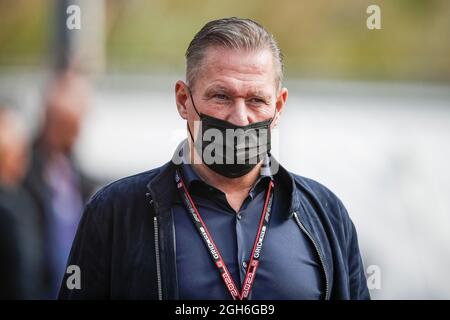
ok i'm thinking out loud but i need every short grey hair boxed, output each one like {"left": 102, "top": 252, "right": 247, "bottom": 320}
{"left": 185, "top": 17, "right": 284, "bottom": 91}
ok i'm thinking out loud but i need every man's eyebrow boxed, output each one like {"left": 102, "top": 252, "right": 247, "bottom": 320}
{"left": 204, "top": 85, "right": 271, "bottom": 100}
{"left": 248, "top": 90, "right": 271, "bottom": 99}
{"left": 204, "top": 85, "right": 233, "bottom": 95}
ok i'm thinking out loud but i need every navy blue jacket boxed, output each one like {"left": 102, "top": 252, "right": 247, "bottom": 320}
{"left": 58, "top": 158, "right": 370, "bottom": 300}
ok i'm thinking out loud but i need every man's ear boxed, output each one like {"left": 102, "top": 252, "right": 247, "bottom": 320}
{"left": 175, "top": 80, "right": 189, "bottom": 120}
{"left": 272, "top": 87, "right": 288, "bottom": 129}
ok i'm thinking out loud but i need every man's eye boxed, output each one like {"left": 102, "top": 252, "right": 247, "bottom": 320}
{"left": 249, "top": 98, "right": 265, "bottom": 104}
{"left": 214, "top": 94, "right": 229, "bottom": 100}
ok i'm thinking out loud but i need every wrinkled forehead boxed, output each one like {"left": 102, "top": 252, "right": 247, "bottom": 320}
{"left": 193, "top": 46, "right": 278, "bottom": 94}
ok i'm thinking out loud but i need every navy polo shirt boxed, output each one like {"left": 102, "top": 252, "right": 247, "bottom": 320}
{"left": 172, "top": 162, "right": 324, "bottom": 300}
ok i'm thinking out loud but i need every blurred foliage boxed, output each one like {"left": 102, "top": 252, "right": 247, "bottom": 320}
{"left": 0, "top": 0, "right": 51, "bottom": 66}
{"left": 0, "top": 0, "right": 449, "bottom": 81}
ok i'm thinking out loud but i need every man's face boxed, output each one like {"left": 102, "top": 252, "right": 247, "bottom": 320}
{"left": 45, "top": 102, "right": 83, "bottom": 154}
{"left": 176, "top": 46, "right": 288, "bottom": 129}
{"left": 0, "top": 113, "right": 29, "bottom": 186}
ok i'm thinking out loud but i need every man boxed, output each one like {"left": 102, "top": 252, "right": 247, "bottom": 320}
{"left": 24, "top": 69, "right": 98, "bottom": 298}
{"left": 59, "top": 17, "right": 370, "bottom": 300}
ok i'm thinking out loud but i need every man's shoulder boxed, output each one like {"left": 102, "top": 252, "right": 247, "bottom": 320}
{"left": 289, "top": 172, "right": 351, "bottom": 223}
{"left": 86, "top": 162, "right": 171, "bottom": 211}
{"left": 291, "top": 173, "right": 339, "bottom": 201}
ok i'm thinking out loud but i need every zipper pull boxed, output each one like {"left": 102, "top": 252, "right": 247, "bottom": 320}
{"left": 146, "top": 192, "right": 154, "bottom": 207}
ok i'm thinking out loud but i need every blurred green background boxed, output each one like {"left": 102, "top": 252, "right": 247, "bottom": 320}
{"left": 0, "top": 0, "right": 449, "bottom": 81}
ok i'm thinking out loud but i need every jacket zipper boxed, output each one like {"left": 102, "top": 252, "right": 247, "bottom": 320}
{"left": 153, "top": 215, "right": 163, "bottom": 300}
{"left": 293, "top": 211, "right": 330, "bottom": 300}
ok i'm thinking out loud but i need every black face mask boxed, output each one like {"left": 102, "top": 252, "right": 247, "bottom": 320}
{"left": 187, "top": 88, "right": 276, "bottom": 178}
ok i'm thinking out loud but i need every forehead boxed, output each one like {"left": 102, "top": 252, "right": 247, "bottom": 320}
{"left": 196, "top": 46, "right": 277, "bottom": 94}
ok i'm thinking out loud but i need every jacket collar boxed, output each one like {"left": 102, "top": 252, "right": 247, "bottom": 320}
{"left": 146, "top": 139, "right": 301, "bottom": 218}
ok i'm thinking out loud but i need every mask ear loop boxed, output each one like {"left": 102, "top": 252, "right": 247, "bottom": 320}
{"left": 269, "top": 104, "right": 278, "bottom": 126}
{"left": 264, "top": 104, "right": 278, "bottom": 163}
{"left": 187, "top": 87, "right": 201, "bottom": 117}
{"left": 186, "top": 87, "right": 201, "bottom": 144}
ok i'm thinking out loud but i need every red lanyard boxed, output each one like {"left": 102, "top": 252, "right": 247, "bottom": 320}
{"left": 175, "top": 169, "right": 274, "bottom": 300}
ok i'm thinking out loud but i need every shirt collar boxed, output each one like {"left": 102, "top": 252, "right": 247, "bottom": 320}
{"left": 178, "top": 140, "right": 273, "bottom": 198}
